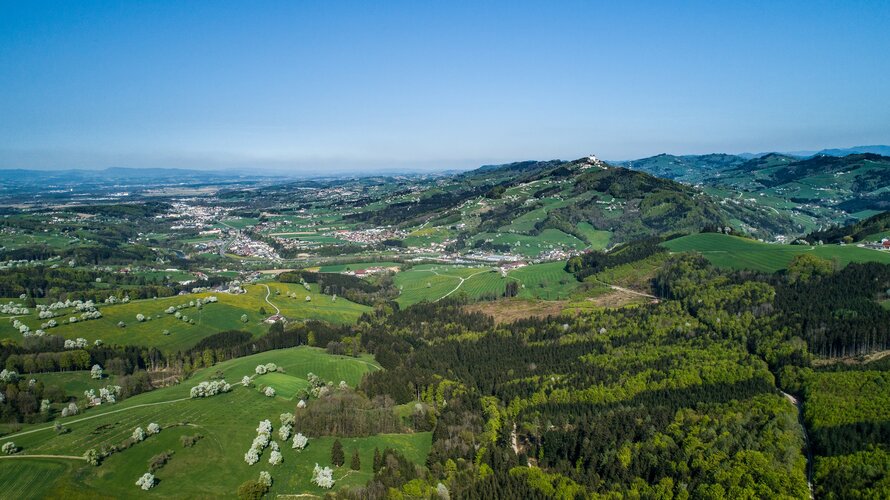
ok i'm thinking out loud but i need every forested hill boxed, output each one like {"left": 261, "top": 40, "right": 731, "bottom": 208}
{"left": 805, "top": 211, "right": 890, "bottom": 244}
{"left": 345, "top": 156, "right": 799, "bottom": 243}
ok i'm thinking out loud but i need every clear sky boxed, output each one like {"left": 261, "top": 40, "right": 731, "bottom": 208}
{"left": 1, "top": 1, "right": 888, "bottom": 172}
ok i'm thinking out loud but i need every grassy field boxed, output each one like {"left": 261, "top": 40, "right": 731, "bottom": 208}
{"left": 663, "top": 233, "right": 890, "bottom": 272}
{"left": 393, "top": 261, "right": 580, "bottom": 306}
{"left": 575, "top": 222, "right": 611, "bottom": 250}
{"left": 32, "top": 371, "right": 120, "bottom": 399}
{"left": 1, "top": 283, "right": 370, "bottom": 351}
{"left": 0, "top": 347, "right": 426, "bottom": 498}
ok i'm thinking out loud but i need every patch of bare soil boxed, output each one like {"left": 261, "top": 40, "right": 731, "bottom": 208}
{"left": 464, "top": 300, "right": 567, "bottom": 324}
{"left": 586, "top": 289, "right": 649, "bottom": 308}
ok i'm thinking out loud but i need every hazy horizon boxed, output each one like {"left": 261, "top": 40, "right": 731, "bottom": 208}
{"left": 2, "top": 1, "right": 888, "bottom": 172}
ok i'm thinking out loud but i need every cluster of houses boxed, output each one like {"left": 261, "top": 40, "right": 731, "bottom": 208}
{"left": 861, "top": 238, "right": 890, "bottom": 250}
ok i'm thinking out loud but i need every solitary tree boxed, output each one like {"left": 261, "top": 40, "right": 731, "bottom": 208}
{"left": 350, "top": 449, "right": 361, "bottom": 470}
{"left": 331, "top": 439, "right": 344, "bottom": 467}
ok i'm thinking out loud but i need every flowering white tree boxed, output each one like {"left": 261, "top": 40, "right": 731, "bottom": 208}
{"left": 241, "top": 314, "right": 248, "bottom": 323}
{"left": 311, "top": 463, "right": 334, "bottom": 489}
{"left": 0, "top": 369, "right": 18, "bottom": 383}
{"left": 255, "top": 364, "right": 267, "bottom": 375}
{"left": 136, "top": 313, "right": 146, "bottom": 322}
{"left": 278, "top": 424, "right": 292, "bottom": 441}
{"left": 258, "top": 471, "right": 272, "bottom": 488}
{"left": 136, "top": 472, "right": 156, "bottom": 490}
{"left": 339, "top": 380, "right": 348, "bottom": 390}
{"left": 84, "top": 448, "right": 101, "bottom": 466}
{"left": 292, "top": 432, "right": 308, "bottom": 450}
{"left": 297, "top": 399, "right": 307, "bottom": 409}
{"left": 90, "top": 364, "right": 103, "bottom": 379}
{"left": 264, "top": 363, "right": 278, "bottom": 373}
{"left": 257, "top": 419, "right": 273, "bottom": 435}
{"left": 244, "top": 448, "right": 260, "bottom": 465}
{"left": 40, "top": 399, "right": 51, "bottom": 413}
{"left": 132, "top": 427, "right": 146, "bottom": 442}
{"left": 264, "top": 386, "right": 276, "bottom": 397}
{"left": 1, "top": 442, "right": 17, "bottom": 455}
{"left": 268, "top": 450, "right": 282, "bottom": 465}
{"left": 241, "top": 375, "right": 251, "bottom": 386}
{"left": 189, "top": 380, "right": 232, "bottom": 398}
{"left": 147, "top": 423, "right": 161, "bottom": 435}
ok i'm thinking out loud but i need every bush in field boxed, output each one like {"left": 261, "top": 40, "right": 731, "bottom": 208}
{"left": 237, "top": 479, "right": 269, "bottom": 500}
{"left": 90, "top": 364, "right": 103, "bottom": 379}
{"left": 147, "top": 423, "right": 161, "bottom": 435}
{"left": 133, "top": 427, "right": 146, "bottom": 442}
{"left": 2, "top": 442, "right": 17, "bottom": 455}
{"left": 268, "top": 450, "right": 282, "bottom": 465}
{"left": 264, "top": 386, "right": 276, "bottom": 397}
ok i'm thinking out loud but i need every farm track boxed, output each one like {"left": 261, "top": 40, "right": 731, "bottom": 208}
{"left": 436, "top": 270, "right": 491, "bottom": 301}
{"left": 261, "top": 284, "right": 281, "bottom": 314}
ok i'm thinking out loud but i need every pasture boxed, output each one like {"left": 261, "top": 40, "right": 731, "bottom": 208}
{"left": 0, "top": 347, "right": 426, "bottom": 498}
{"left": 663, "top": 233, "right": 890, "bottom": 272}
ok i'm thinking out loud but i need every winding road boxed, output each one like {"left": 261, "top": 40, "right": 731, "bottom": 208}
{"left": 261, "top": 284, "right": 281, "bottom": 314}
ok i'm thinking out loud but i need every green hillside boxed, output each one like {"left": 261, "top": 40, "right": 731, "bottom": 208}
{"left": 0, "top": 347, "right": 425, "bottom": 498}
{"left": 663, "top": 233, "right": 890, "bottom": 272}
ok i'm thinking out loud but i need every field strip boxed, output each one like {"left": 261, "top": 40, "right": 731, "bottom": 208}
{"left": 0, "top": 454, "right": 86, "bottom": 461}
{"left": 261, "top": 284, "right": 281, "bottom": 314}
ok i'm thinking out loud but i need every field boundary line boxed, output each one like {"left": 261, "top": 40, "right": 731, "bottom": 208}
{"left": 0, "top": 454, "right": 86, "bottom": 461}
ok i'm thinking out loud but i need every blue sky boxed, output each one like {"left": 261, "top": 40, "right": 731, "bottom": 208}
{"left": 1, "top": 1, "right": 888, "bottom": 172}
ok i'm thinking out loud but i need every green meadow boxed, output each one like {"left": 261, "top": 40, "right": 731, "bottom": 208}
{"left": 393, "top": 261, "right": 579, "bottom": 306}
{"left": 1, "top": 283, "right": 371, "bottom": 352}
